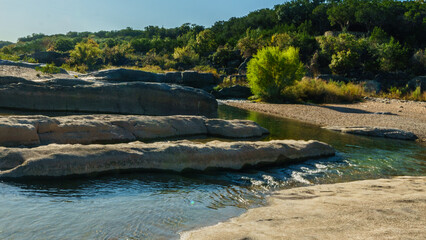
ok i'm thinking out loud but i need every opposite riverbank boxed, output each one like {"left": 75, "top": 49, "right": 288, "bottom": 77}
{"left": 181, "top": 176, "right": 426, "bottom": 240}
{"left": 223, "top": 98, "right": 426, "bottom": 142}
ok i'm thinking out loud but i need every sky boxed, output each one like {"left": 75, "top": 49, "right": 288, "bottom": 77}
{"left": 0, "top": 0, "right": 285, "bottom": 42}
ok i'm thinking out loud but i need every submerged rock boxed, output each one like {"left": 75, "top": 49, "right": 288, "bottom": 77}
{"left": 0, "top": 76, "right": 217, "bottom": 117}
{"left": 324, "top": 126, "right": 418, "bottom": 140}
{"left": 0, "top": 115, "right": 269, "bottom": 147}
{"left": 0, "top": 140, "right": 335, "bottom": 178}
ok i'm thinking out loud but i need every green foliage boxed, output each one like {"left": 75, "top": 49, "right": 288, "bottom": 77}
{"left": 369, "top": 27, "right": 390, "bottom": 44}
{"left": 192, "top": 65, "right": 218, "bottom": 76}
{"left": 247, "top": 46, "right": 305, "bottom": 102}
{"left": 377, "top": 37, "right": 410, "bottom": 72}
{"left": 35, "top": 63, "right": 61, "bottom": 74}
{"left": 102, "top": 43, "right": 131, "bottom": 65}
{"left": 69, "top": 39, "right": 102, "bottom": 70}
{"left": 329, "top": 50, "right": 359, "bottom": 75}
{"left": 0, "top": 53, "right": 20, "bottom": 61}
{"left": 194, "top": 29, "right": 217, "bottom": 56}
{"left": 54, "top": 38, "right": 75, "bottom": 52}
{"left": 411, "top": 49, "right": 426, "bottom": 75}
{"left": 237, "top": 29, "right": 267, "bottom": 58}
{"left": 209, "top": 44, "right": 236, "bottom": 67}
{"left": 0, "top": 41, "right": 13, "bottom": 49}
{"left": 173, "top": 46, "right": 199, "bottom": 66}
{"left": 1, "top": 0, "right": 424, "bottom": 78}
{"left": 327, "top": 0, "right": 358, "bottom": 31}
{"left": 130, "top": 38, "right": 151, "bottom": 53}
{"left": 282, "top": 77, "right": 365, "bottom": 103}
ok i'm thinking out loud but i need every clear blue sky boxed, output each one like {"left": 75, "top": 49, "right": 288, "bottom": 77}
{"left": 0, "top": 0, "right": 285, "bottom": 42}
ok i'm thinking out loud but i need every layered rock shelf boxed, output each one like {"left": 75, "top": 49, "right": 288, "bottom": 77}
{"left": 82, "top": 68, "right": 219, "bottom": 91}
{"left": 0, "top": 76, "right": 217, "bottom": 116}
{"left": 324, "top": 126, "right": 418, "bottom": 140}
{"left": 0, "top": 140, "right": 335, "bottom": 178}
{"left": 0, "top": 115, "right": 269, "bottom": 147}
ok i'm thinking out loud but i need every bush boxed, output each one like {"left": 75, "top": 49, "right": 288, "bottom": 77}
{"left": 282, "top": 78, "right": 365, "bottom": 103}
{"left": 173, "top": 46, "right": 199, "bottom": 66}
{"left": 247, "top": 46, "right": 305, "bottom": 102}
{"left": 329, "top": 49, "right": 359, "bottom": 75}
{"left": 69, "top": 39, "right": 102, "bottom": 70}
{"left": 377, "top": 38, "right": 410, "bottom": 72}
{"left": 54, "top": 38, "right": 75, "bottom": 52}
{"left": 35, "top": 63, "right": 61, "bottom": 74}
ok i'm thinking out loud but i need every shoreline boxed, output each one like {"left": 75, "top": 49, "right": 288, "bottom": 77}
{"left": 181, "top": 176, "right": 426, "bottom": 240}
{"left": 222, "top": 99, "right": 426, "bottom": 142}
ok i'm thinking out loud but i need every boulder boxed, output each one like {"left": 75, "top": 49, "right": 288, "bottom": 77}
{"left": 29, "top": 51, "right": 69, "bottom": 66}
{"left": 214, "top": 85, "right": 252, "bottom": 99}
{"left": 0, "top": 76, "right": 218, "bottom": 117}
{"left": 316, "top": 74, "right": 352, "bottom": 83}
{"left": 0, "top": 140, "right": 335, "bottom": 178}
{"left": 407, "top": 76, "right": 426, "bottom": 92}
{"left": 374, "top": 72, "right": 411, "bottom": 90}
{"left": 363, "top": 80, "right": 381, "bottom": 93}
{"left": 83, "top": 68, "right": 219, "bottom": 90}
{"left": 0, "top": 115, "right": 269, "bottom": 147}
{"left": 84, "top": 68, "right": 162, "bottom": 82}
{"left": 324, "top": 126, "right": 418, "bottom": 140}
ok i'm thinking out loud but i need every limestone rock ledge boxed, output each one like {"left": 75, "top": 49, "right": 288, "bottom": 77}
{"left": 324, "top": 126, "right": 418, "bottom": 140}
{"left": 0, "top": 115, "right": 269, "bottom": 147}
{"left": 180, "top": 176, "right": 426, "bottom": 240}
{"left": 0, "top": 76, "right": 217, "bottom": 116}
{"left": 0, "top": 140, "right": 335, "bottom": 178}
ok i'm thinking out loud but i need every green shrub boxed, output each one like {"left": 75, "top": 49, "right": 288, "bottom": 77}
{"left": 35, "top": 63, "right": 61, "bottom": 74}
{"left": 329, "top": 50, "right": 359, "bottom": 75}
{"left": 173, "top": 46, "right": 199, "bottom": 66}
{"left": 0, "top": 53, "right": 20, "bottom": 61}
{"left": 69, "top": 39, "right": 102, "bottom": 70}
{"left": 377, "top": 38, "right": 410, "bottom": 72}
{"left": 247, "top": 46, "right": 305, "bottom": 102}
{"left": 54, "top": 38, "right": 75, "bottom": 52}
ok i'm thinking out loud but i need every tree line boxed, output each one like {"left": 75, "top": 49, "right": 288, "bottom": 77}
{"left": 0, "top": 0, "right": 424, "bottom": 77}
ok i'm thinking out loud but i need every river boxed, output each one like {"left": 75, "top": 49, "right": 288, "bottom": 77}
{"left": 0, "top": 104, "right": 425, "bottom": 239}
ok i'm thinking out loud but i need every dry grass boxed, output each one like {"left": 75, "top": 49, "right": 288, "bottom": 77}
{"left": 282, "top": 77, "right": 365, "bottom": 103}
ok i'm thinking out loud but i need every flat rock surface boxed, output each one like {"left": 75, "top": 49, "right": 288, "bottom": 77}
{"left": 181, "top": 176, "right": 426, "bottom": 240}
{"left": 224, "top": 98, "right": 426, "bottom": 142}
{"left": 324, "top": 126, "right": 418, "bottom": 140}
{"left": 0, "top": 140, "right": 335, "bottom": 178}
{"left": 0, "top": 115, "right": 269, "bottom": 147}
{"left": 0, "top": 75, "right": 217, "bottom": 117}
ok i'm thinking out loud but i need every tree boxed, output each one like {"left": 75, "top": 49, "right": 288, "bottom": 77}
{"left": 69, "top": 39, "right": 102, "bottom": 70}
{"left": 195, "top": 29, "right": 217, "bottom": 56}
{"left": 247, "top": 46, "right": 305, "bottom": 101}
{"left": 327, "top": 0, "right": 359, "bottom": 31}
{"left": 237, "top": 29, "right": 267, "bottom": 58}
{"left": 54, "top": 38, "right": 75, "bottom": 52}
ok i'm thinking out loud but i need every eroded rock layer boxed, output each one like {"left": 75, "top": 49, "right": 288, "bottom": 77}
{"left": 0, "top": 76, "right": 217, "bottom": 116}
{"left": 0, "top": 140, "right": 335, "bottom": 178}
{"left": 0, "top": 115, "right": 269, "bottom": 147}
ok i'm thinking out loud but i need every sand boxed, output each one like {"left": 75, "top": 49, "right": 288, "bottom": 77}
{"left": 223, "top": 98, "right": 426, "bottom": 142}
{"left": 181, "top": 176, "right": 426, "bottom": 240}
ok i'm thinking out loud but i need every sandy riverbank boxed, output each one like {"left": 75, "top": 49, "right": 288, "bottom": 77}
{"left": 181, "top": 176, "right": 426, "bottom": 240}
{"left": 223, "top": 99, "right": 426, "bottom": 142}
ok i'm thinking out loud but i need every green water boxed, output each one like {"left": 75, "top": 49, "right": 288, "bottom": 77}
{"left": 0, "top": 105, "right": 424, "bottom": 239}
